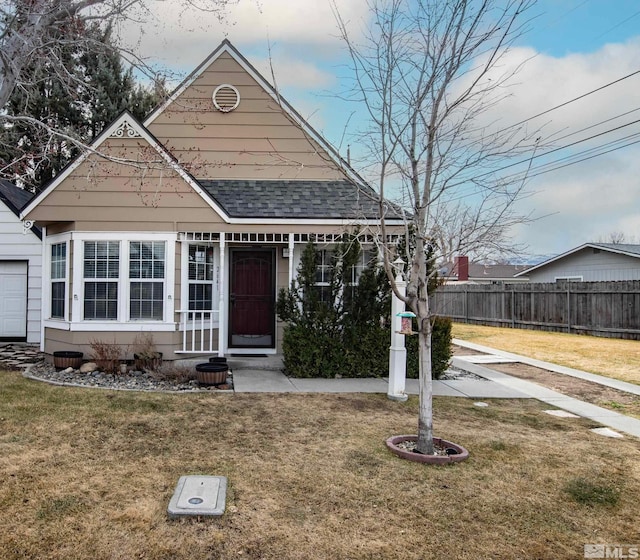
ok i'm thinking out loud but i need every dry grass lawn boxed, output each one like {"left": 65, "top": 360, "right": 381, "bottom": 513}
{"left": 453, "top": 323, "right": 640, "bottom": 385}
{"left": 1, "top": 370, "right": 639, "bottom": 560}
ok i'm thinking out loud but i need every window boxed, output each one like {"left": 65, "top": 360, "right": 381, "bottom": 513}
{"left": 188, "top": 244, "right": 214, "bottom": 311}
{"left": 315, "top": 249, "right": 333, "bottom": 303}
{"left": 314, "top": 248, "right": 375, "bottom": 302}
{"left": 50, "top": 242, "right": 66, "bottom": 319}
{"left": 129, "top": 241, "right": 165, "bottom": 320}
{"left": 83, "top": 241, "right": 119, "bottom": 320}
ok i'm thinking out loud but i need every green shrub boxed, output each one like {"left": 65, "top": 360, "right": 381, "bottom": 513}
{"left": 406, "top": 316, "right": 452, "bottom": 380}
{"left": 277, "top": 238, "right": 452, "bottom": 379}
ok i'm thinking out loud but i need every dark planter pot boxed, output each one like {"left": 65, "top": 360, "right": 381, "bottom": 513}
{"left": 195, "top": 362, "right": 228, "bottom": 385}
{"left": 53, "top": 351, "right": 83, "bottom": 370}
{"left": 209, "top": 357, "right": 227, "bottom": 364}
{"left": 134, "top": 353, "right": 163, "bottom": 372}
{"left": 385, "top": 435, "right": 469, "bottom": 465}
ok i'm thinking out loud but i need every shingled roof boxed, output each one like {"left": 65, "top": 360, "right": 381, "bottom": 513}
{"left": 0, "top": 179, "right": 33, "bottom": 215}
{"left": 199, "top": 180, "right": 405, "bottom": 220}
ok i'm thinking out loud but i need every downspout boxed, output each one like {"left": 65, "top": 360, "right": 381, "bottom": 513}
{"left": 40, "top": 225, "right": 47, "bottom": 352}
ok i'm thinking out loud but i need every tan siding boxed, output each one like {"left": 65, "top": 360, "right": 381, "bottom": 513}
{"left": 44, "top": 329, "right": 184, "bottom": 361}
{"left": 148, "top": 52, "right": 346, "bottom": 181}
{"left": 26, "top": 137, "right": 226, "bottom": 227}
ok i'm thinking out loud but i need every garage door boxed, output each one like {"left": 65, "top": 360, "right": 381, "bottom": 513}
{"left": 0, "top": 262, "right": 27, "bottom": 339}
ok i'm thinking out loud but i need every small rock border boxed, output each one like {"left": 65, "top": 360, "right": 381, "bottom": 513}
{"left": 24, "top": 362, "right": 233, "bottom": 393}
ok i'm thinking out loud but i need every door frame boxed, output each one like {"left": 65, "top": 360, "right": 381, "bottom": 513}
{"left": 227, "top": 247, "right": 276, "bottom": 350}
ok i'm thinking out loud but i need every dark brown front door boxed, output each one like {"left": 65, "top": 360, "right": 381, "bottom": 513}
{"left": 229, "top": 249, "right": 275, "bottom": 348}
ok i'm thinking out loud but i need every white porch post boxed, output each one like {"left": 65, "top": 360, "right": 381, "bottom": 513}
{"left": 288, "top": 234, "right": 295, "bottom": 286}
{"left": 388, "top": 272, "right": 408, "bottom": 402}
{"left": 218, "top": 234, "right": 226, "bottom": 357}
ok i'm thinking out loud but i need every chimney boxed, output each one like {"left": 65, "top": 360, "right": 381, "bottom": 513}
{"left": 455, "top": 256, "right": 469, "bottom": 281}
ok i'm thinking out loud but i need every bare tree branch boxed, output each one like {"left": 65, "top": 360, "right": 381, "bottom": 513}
{"left": 334, "top": 0, "right": 539, "bottom": 455}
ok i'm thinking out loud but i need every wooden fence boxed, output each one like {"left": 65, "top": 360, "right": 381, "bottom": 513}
{"left": 430, "top": 280, "right": 640, "bottom": 340}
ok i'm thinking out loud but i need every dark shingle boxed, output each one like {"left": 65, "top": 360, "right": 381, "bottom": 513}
{"left": 0, "top": 179, "right": 34, "bottom": 215}
{"left": 199, "top": 180, "right": 403, "bottom": 220}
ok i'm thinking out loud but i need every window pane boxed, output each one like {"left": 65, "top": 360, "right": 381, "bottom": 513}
{"left": 189, "top": 284, "right": 212, "bottom": 310}
{"left": 51, "top": 243, "right": 66, "bottom": 280}
{"left": 84, "top": 241, "right": 119, "bottom": 279}
{"left": 188, "top": 245, "right": 213, "bottom": 281}
{"left": 129, "top": 241, "right": 165, "bottom": 280}
{"left": 84, "top": 281, "right": 118, "bottom": 320}
{"left": 51, "top": 282, "right": 65, "bottom": 319}
{"left": 130, "top": 281, "right": 163, "bottom": 320}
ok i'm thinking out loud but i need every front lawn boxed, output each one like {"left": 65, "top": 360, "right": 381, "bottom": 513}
{"left": 453, "top": 323, "right": 640, "bottom": 385}
{"left": 0, "top": 371, "right": 638, "bottom": 559}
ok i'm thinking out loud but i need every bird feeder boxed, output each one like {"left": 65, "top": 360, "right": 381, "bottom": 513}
{"left": 396, "top": 311, "right": 416, "bottom": 335}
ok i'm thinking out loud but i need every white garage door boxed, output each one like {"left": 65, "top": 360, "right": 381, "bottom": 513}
{"left": 0, "top": 262, "right": 27, "bottom": 339}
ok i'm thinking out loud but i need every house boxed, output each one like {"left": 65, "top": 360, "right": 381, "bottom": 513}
{"left": 516, "top": 243, "right": 640, "bottom": 283}
{"left": 440, "top": 256, "right": 529, "bottom": 284}
{"left": 0, "top": 180, "right": 42, "bottom": 343}
{"left": 21, "top": 40, "right": 403, "bottom": 360}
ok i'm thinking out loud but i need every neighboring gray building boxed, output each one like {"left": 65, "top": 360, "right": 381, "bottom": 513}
{"left": 0, "top": 180, "right": 42, "bottom": 343}
{"left": 516, "top": 243, "right": 640, "bottom": 283}
{"left": 441, "top": 256, "right": 530, "bottom": 284}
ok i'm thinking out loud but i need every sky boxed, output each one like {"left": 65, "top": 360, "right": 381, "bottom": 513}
{"left": 118, "top": 0, "right": 640, "bottom": 262}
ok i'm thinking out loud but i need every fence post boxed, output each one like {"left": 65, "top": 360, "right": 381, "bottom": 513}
{"left": 388, "top": 273, "right": 408, "bottom": 402}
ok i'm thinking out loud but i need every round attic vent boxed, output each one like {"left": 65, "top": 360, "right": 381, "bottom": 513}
{"left": 212, "top": 84, "right": 240, "bottom": 113}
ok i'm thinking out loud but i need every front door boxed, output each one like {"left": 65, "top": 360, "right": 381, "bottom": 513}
{"left": 229, "top": 249, "right": 275, "bottom": 348}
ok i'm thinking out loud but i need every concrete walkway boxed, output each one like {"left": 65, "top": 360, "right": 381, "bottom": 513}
{"left": 229, "top": 349, "right": 640, "bottom": 439}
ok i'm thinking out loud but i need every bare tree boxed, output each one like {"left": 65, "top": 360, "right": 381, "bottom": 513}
{"left": 0, "top": 0, "right": 235, "bottom": 185}
{"left": 595, "top": 232, "right": 638, "bottom": 245}
{"left": 334, "top": 0, "right": 539, "bottom": 454}
{"left": 430, "top": 199, "right": 529, "bottom": 265}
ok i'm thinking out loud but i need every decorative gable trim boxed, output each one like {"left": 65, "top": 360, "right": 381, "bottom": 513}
{"left": 109, "top": 119, "right": 142, "bottom": 138}
{"left": 144, "top": 39, "right": 369, "bottom": 189}
{"left": 21, "top": 111, "right": 232, "bottom": 223}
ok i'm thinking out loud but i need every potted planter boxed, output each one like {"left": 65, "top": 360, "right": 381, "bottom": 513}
{"left": 195, "top": 362, "right": 228, "bottom": 385}
{"left": 53, "top": 351, "right": 83, "bottom": 370}
{"left": 385, "top": 435, "right": 469, "bottom": 464}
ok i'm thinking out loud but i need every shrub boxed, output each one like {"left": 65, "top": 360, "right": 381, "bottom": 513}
{"left": 88, "top": 338, "right": 124, "bottom": 375}
{"left": 406, "top": 316, "right": 453, "bottom": 380}
{"left": 278, "top": 238, "right": 452, "bottom": 379}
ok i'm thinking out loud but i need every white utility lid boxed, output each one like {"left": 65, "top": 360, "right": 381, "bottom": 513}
{"left": 168, "top": 475, "right": 227, "bottom": 518}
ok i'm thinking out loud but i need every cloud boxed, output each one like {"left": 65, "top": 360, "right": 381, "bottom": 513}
{"left": 447, "top": 38, "right": 640, "bottom": 257}
{"left": 117, "top": 0, "right": 366, "bottom": 71}
{"left": 251, "top": 56, "right": 335, "bottom": 90}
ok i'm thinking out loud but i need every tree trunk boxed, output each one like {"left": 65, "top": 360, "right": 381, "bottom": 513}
{"left": 416, "top": 318, "right": 435, "bottom": 455}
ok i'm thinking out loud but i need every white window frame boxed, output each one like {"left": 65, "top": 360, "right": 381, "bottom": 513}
{"left": 44, "top": 234, "right": 71, "bottom": 326}
{"left": 69, "top": 232, "right": 176, "bottom": 332}
{"left": 555, "top": 276, "right": 583, "bottom": 282}
{"left": 179, "top": 241, "right": 220, "bottom": 328}
{"left": 129, "top": 240, "right": 166, "bottom": 321}
{"left": 82, "top": 240, "right": 120, "bottom": 321}
{"left": 314, "top": 246, "right": 375, "bottom": 300}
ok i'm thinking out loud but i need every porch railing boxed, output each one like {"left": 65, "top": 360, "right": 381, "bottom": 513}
{"left": 175, "top": 310, "right": 220, "bottom": 354}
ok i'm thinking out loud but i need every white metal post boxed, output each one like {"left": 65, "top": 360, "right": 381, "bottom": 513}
{"left": 388, "top": 273, "right": 408, "bottom": 401}
{"left": 217, "top": 234, "right": 226, "bottom": 357}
